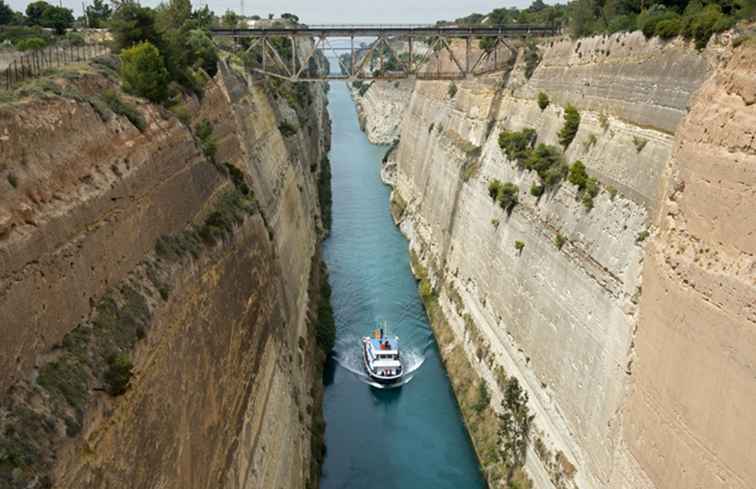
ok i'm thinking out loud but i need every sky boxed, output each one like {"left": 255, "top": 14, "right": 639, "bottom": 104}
{"left": 6, "top": 0, "right": 538, "bottom": 23}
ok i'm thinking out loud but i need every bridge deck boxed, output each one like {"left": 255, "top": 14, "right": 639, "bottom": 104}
{"left": 210, "top": 24, "right": 557, "bottom": 38}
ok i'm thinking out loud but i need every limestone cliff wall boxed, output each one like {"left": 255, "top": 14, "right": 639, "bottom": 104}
{"left": 351, "top": 80, "right": 414, "bottom": 144}
{"left": 0, "top": 52, "right": 330, "bottom": 489}
{"left": 356, "top": 31, "right": 754, "bottom": 489}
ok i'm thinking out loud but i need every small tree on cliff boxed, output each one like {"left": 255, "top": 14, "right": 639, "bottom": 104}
{"left": 120, "top": 41, "right": 170, "bottom": 103}
{"left": 498, "top": 377, "right": 534, "bottom": 484}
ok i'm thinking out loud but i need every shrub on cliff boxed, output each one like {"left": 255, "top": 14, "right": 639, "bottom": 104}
{"left": 15, "top": 36, "right": 46, "bottom": 51}
{"left": 472, "top": 381, "right": 491, "bottom": 414}
{"left": 101, "top": 90, "right": 146, "bottom": 131}
{"left": 682, "top": 3, "right": 735, "bottom": 50}
{"left": 120, "top": 41, "right": 170, "bottom": 103}
{"left": 104, "top": 353, "right": 133, "bottom": 396}
{"left": 568, "top": 160, "right": 588, "bottom": 188}
{"left": 448, "top": 81, "right": 458, "bottom": 98}
{"left": 537, "top": 92, "right": 549, "bottom": 110}
{"left": 523, "top": 42, "right": 541, "bottom": 79}
{"left": 569, "top": 160, "right": 600, "bottom": 209}
{"left": 498, "top": 377, "right": 534, "bottom": 484}
{"left": 498, "top": 128, "right": 537, "bottom": 166}
{"left": 489, "top": 179, "right": 519, "bottom": 214}
{"left": 558, "top": 104, "right": 580, "bottom": 148}
{"left": 523, "top": 144, "right": 568, "bottom": 187}
{"left": 195, "top": 119, "right": 217, "bottom": 162}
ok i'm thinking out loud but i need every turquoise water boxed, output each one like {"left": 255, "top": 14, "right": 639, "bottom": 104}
{"left": 320, "top": 82, "right": 486, "bottom": 489}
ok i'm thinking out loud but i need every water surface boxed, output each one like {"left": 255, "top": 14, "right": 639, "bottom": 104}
{"left": 320, "top": 81, "right": 485, "bottom": 489}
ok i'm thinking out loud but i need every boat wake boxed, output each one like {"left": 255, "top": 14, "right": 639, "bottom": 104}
{"left": 333, "top": 336, "right": 427, "bottom": 389}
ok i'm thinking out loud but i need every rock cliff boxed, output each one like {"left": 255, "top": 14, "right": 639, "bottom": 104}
{"left": 0, "top": 51, "right": 331, "bottom": 489}
{"left": 356, "top": 31, "right": 755, "bottom": 489}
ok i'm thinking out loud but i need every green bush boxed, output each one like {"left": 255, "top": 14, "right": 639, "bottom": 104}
{"left": 555, "top": 232, "right": 567, "bottom": 249}
{"left": 225, "top": 162, "right": 250, "bottom": 195}
{"left": 633, "top": 136, "right": 648, "bottom": 152}
{"left": 187, "top": 29, "right": 218, "bottom": 77}
{"left": 581, "top": 176, "right": 599, "bottom": 209}
{"left": 120, "top": 41, "right": 170, "bottom": 103}
{"left": 101, "top": 90, "right": 146, "bottom": 131}
{"left": 638, "top": 8, "right": 680, "bottom": 39}
{"left": 523, "top": 144, "right": 568, "bottom": 186}
{"left": 568, "top": 161, "right": 599, "bottom": 209}
{"left": 568, "top": 160, "right": 588, "bottom": 188}
{"left": 279, "top": 120, "right": 297, "bottom": 137}
{"left": 655, "top": 17, "right": 683, "bottom": 39}
{"left": 498, "top": 128, "right": 537, "bottom": 165}
{"left": 104, "top": 353, "right": 133, "bottom": 396}
{"left": 537, "top": 92, "right": 549, "bottom": 110}
{"left": 65, "top": 31, "right": 86, "bottom": 46}
{"left": 514, "top": 240, "right": 525, "bottom": 252}
{"left": 529, "top": 183, "right": 544, "bottom": 197}
{"left": 448, "top": 81, "right": 458, "bottom": 98}
{"left": 488, "top": 179, "right": 519, "bottom": 214}
{"left": 15, "top": 37, "right": 46, "bottom": 51}
{"left": 195, "top": 119, "right": 216, "bottom": 161}
{"left": 523, "top": 42, "right": 540, "bottom": 79}
{"left": 558, "top": 104, "right": 580, "bottom": 148}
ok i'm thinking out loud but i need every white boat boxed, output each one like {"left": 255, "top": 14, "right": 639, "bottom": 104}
{"left": 362, "top": 328, "right": 403, "bottom": 385}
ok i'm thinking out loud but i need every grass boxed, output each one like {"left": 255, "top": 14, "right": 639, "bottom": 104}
{"left": 636, "top": 230, "right": 650, "bottom": 243}
{"left": 598, "top": 112, "right": 609, "bottom": 131}
{"left": 555, "top": 232, "right": 567, "bottom": 250}
{"left": 101, "top": 90, "right": 146, "bottom": 132}
{"left": 515, "top": 240, "right": 525, "bottom": 253}
{"left": 583, "top": 133, "right": 597, "bottom": 151}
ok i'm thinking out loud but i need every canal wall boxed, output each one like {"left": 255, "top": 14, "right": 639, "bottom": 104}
{"left": 0, "top": 49, "right": 331, "bottom": 488}
{"left": 355, "top": 31, "right": 756, "bottom": 489}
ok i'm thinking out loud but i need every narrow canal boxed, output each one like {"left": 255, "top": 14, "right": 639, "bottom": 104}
{"left": 319, "top": 81, "right": 486, "bottom": 489}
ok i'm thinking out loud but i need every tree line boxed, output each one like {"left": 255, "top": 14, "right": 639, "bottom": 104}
{"left": 443, "top": 0, "right": 753, "bottom": 47}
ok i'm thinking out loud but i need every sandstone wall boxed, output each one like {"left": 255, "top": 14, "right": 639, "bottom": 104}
{"left": 0, "top": 52, "right": 330, "bottom": 489}
{"left": 355, "top": 31, "right": 753, "bottom": 489}
{"left": 625, "top": 43, "right": 756, "bottom": 489}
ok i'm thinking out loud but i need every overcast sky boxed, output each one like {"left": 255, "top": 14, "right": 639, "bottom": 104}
{"left": 6, "top": 0, "right": 539, "bottom": 23}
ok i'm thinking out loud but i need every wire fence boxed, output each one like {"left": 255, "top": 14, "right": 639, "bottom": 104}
{"left": 2, "top": 43, "right": 110, "bottom": 91}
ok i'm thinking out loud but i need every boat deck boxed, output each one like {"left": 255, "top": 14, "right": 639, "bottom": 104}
{"left": 369, "top": 337, "right": 399, "bottom": 352}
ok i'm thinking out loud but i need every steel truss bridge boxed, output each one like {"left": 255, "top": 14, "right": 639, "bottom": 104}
{"left": 210, "top": 24, "right": 558, "bottom": 81}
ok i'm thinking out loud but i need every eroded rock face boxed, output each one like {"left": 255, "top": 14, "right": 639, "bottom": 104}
{"left": 350, "top": 80, "right": 414, "bottom": 144}
{"left": 626, "top": 43, "right": 756, "bottom": 489}
{"left": 355, "top": 31, "right": 754, "bottom": 489}
{"left": 0, "top": 53, "right": 331, "bottom": 489}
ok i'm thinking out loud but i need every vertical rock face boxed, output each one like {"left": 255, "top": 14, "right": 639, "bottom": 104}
{"left": 625, "top": 44, "right": 756, "bottom": 489}
{"left": 351, "top": 80, "right": 414, "bottom": 144}
{"left": 356, "top": 32, "right": 754, "bottom": 489}
{"left": 0, "top": 54, "right": 330, "bottom": 489}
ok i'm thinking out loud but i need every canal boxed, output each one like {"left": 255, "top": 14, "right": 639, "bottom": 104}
{"left": 319, "top": 81, "right": 486, "bottom": 489}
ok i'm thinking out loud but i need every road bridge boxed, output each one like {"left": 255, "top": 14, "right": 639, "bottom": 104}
{"left": 210, "top": 24, "right": 557, "bottom": 81}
